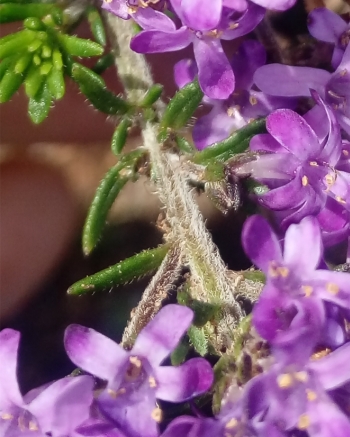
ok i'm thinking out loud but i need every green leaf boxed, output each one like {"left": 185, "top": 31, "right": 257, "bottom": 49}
{"left": 140, "top": 84, "right": 163, "bottom": 107}
{"left": 0, "top": 3, "right": 54, "bottom": 23}
{"left": 86, "top": 6, "right": 106, "bottom": 46}
{"left": 57, "top": 33, "right": 103, "bottom": 57}
{"left": 175, "top": 135, "right": 194, "bottom": 154}
{"left": 0, "top": 29, "right": 36, "bottom": 59}
{"left": 47, "top": 66, "right": 64, "bottom": 99}
{"left": 111, "top": 117, "right": 132, "bottom": 156}
{"left": 92, "top": 52, "right": 114, "bottom": 75}
{"left": 159, "top": 79, "right": 203, "bottom": 139}
{"left": 171, "top": 338, "right": 190, "bottom": 366}
{"left": 82, "top": 149, "right": 145, "bottom": 255}
{"left": 28, "top": 81, "right": 51, "bottom": 123}
{"left": 192, "top": 118, "right": 267, "bottom": 164}
{"left": 188, "top": 325, "right": 208, "bottom": 356}
{"left": 68, "top": 245, "right": 169, "bottom": 295}
{"left": 14, "top": 52, "right": 32, "bottom": 74}
{"left": 0, "top": 56, "right": 14, "bottom": 81}
{"left": 0, "top": 66, "right": 24, "bottom": 102}
{"left": 72, "top": 63, "right": 130, "bottom": 115}
{"left": 25, "top": 63, "right": 44, "bottom": 98}
{"left": 23, "top": 17, "right": 45, "bottom": 31}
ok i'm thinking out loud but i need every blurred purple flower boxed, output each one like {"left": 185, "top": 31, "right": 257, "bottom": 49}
{"left": 242, "top": 215, "right": 350, "bottom": 354}
{"left": 254, "top": 43, "right": 350, "bottom": 135}
{"left": 308, "top": 7, "right": 350, "bottom": 69}
{"left": 130, "top": 1, "right": 264, "bottom": 99}
{"left": 0, "top": 329, "right": 94, "bottom": 437}
{"left": 175, "top": 40, "right": 296, "bottom": 149}
{"left": 64, "top": 305, "right": 213, "bottom": 437}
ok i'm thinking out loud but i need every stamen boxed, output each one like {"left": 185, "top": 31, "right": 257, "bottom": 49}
{"left": 309, "top": 161, "right": 318, "bottom": 166}
{"left": 297, "top": 414, "right": 310, "bottom": 430}
{"left": 302, "top": 175, "right": 308, "bottom": 186}
{"left": 302, "top": 285, "right": 313, "bottom": 297}
{"left": 306, "top": 389, "right": 317, "bottom": 401}
{"left": 225, "top": 418, "right": 238, "bottom": 429}
{"left": 294, "top": 371, "right": 308, "bottom": 382}
{"left": 249, "top": 95, "right": 258, "bottom": 106}
{"left": 326, "top": 283, "right": 339, "bottom": 295}
{"left": 151, "top": 407, "right": 163, "bottom": 422}
{"left": 277, "top": 373, "right": 293, "bottom": 388}
{"left": 1, "top": 413, "right": 13, "bottom": 420}
{"left": 149, "top": 376, "right": 157, "bottom": 388}
{"left": 336, "top": 196, "right": 346, "bottom": 204}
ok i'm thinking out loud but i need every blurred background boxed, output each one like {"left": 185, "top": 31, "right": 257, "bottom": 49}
{"left": 0, "top": 0, "right": 349, "bottom": 393}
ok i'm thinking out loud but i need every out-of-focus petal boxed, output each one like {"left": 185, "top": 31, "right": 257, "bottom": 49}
{"left": 284, "top": 216, "right": 322, "bottom": 274}
{"left": 249, "top": 134, "right": 287, "bottom": 153}
{"left": 174, "top": 59, "right": 197, "bottom": 89}
{"left": 194, "top": 38, "right": 234, "bottom": 100}
{"left": 232, "top": 40, "right": 266, "bottom": 90}
{"left": 64, "top": 325, "right": 128, "bottom": 382}
{"left": 132, "top": 305, "right": 193, "bottom": 366}
{"left": 253, "top": 0, "right": 296, "bottom": 10}
{"left": 242, "top": 215, "right": 283, "bottom": 272}
{"left": 254, "top": 65, "right": 330, "bottom": 97}
{"left": 101, "top": 0, "right": 129, "bottom": 19}
{"left": 130, "top": 27, "right": 192, "bottom": 53}
{"left": 161, "top": 416, "right": 199, "bottom": 437}
{"left": 181, "top": 0, "right": 222, "bottom": 31}
{"left": 221, "top": 4, "right": 265, "bottom": 40}
{"left": 307, "top": 8, "right": 346, "bottom": 43}
{"left": 310, "top": 270, "right": 350, "bottom": 309}
{"left": 133, "top": 8, "right": 176, "bottom": 31}
{"left": 155, "top": 358, "right": 213, "bottom": 402}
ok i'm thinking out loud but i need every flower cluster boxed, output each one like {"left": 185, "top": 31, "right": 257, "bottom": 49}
{"left": 0, "top": 305, "right": 213, "bottom": 437}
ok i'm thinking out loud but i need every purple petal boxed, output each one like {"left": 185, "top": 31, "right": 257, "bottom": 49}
{"left": 316, "top": 197, "right": 349, "bottom": 247}
{"left": 221, "top": 4, "right": 265, "bottom": 40}
{"left": 130, "top": 27, "right": 192, "bottom": 53}
{"left": 28, "top": 376, "right": 93, "bottom": 436}
{"left": 101, "top": 0, "right": 129, "bottom": 19}
{"left": 303, "top": 103, "right": 329, "bottom": 143}
{"left": 310, "top": 270, "right": 350, "bottom": 310}
{"left": 133, "top": 8, "right": 176, "bottom": 31}
{"left": 254, "top": 64, "right": 330, "bottom": 97}
{"left": 267, "top": 109, "right": 320, "bottom": 160}
{"left": 253, "top": 0, "right": 296, "bottom": 10}
{"left": 242, "top": 215, "right": 283, "bottom": 272}
{"left": 307, "top": 8, "right": 346, "bottom": 44}
{"left": 283, "top": 216, "right": 322, "bottom": 274}
{"left": 161, "top": 416, "right": 199, "bottom": 437}
{"left": 174, "top": 59, "right": 197, "bottom": 89}
{"left": 194, "top": 38, "right": 235, "bottom": 100}
{"left": 249, "top": 134, "right": 287, "bottom": 153}
{"left": 155, "top": 358, "right": 213, "bottom": 402}
{"left": 309, "top": 343, "right": 350, "bottom": 390}
{"left": 181, "top": 0, "right": 222, "bottom": 31}
{"left": 132, "top": 304, "right": 193, "bottom": 366}
{"left": 232, "top": 40, "right": 266, "bottom": 90}
{"left": 193, "top": 105, "right": 235, "bottom": 150}
{"left": 0, "top": 329, "right": 23, "bottom": 409}
{"left": 64, "top": 325, "right": 128, "bottom": 381}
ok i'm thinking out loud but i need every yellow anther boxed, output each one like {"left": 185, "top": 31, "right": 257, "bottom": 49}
{"left": 297, "top": 414, "right": 310, "bottom": 430}
{"left": 343, "top": 149, "right": 349, "bottom": 156}
{"left": 249, "top": 95, "right": 258, "bottom": 105}
{"left": 311, "top": 348, "right": 331, "bottom": 360}
{"left": 107, "top": 388, "right": 126, "bottom": 398}
{"left": 149, "top": 376, "right": 157, "bottom": 388}
{"left": 225, "top": 418, "right": 238, "bottom": 429}
{"left": 151, "top": 407, "right": 163, "bottom": 422}
{"left": 104, "top": 0, "right": 113, "bottom": 3}
{"left": 277, "top": 373, "right": 293, "bottom": 388}
{"left": 1, "top": 413, "right": 13, "bottom": 420}
{"left": 294, "top": 371, "right": 308, "bottom": 382}
{"left": 306, "top": 389, "right": 317, "bottom": 401}
{"left": 227, "top": 107, "right": 235, "bottom": 117}
{"left": 309, "top": 161, "right": 318, "bottom": 166}
{"left": 229, "top": 22, "right": 239, "bottom": 29}
{"left": 302, "top": 175, "right": 308, "bottom": 186}
{"left": 325, "top": 174, "right": 335, "bottom": 186}
{"left": 278, "top": 266, "right": 289, "bottom": 277}
{"left": 29, "top": 421, "right": 39, "bottom": 431}
{"left": 340, "top": 69, "right": 348, "bottom": 77}
{"left": 326, "top": 283, "right": 339, "bottom": 295}
{"left": 336, "top": 196, "right": 346, "bottom": 204}
{"left": 302, "top": 285, "right": 313, "bottom": 297}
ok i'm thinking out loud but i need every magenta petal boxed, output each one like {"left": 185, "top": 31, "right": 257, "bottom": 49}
{"left": 132, "top": 304, "right": 193, "bottom": 366}
{"left": 130, "top": 27, "right": 192, "bottom": 53}
{"left": 284, "top": 216, "right": 322, "bottom": 274}
{"left": 101, "top": 0, "right": 129, "bottom": 19}
{"left": 0, "top": 329, "right": 23, "bottom": 408}
{"left": 28, "top": 376, "right": 93, "bottom": 436}
{"left": 181, "top": 0, "right": 222, "bottom": 31}
{"left": 309, "top": 343, "right": 350, "bottom": 390}
{"left": 242, "top": 215, "right": 283, "bottom": 272}
{"left": 133, "top": 8, "right": 176, "bottom": 31}
{"left": 267, "top": 109, "right": 320, "bottom": 160}
{"left": 307, "top": 8, "right": 346, "bottom": 43}
{"left": 64, "top": 325, "right": 128, "bottom": 381}
{"left": 155, "top": 358, "right": 213, "bottom": 402}
{"left": 194, "top": 38, "right": 234, "bottom": 100}
{"left": 254, "top": 64, "right": 330, "bottom": 97}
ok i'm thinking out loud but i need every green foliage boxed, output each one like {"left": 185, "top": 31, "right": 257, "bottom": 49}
{"left": 140, "top": 84, "right": 163, "bottom": 107}
{"left": 68, "top": 245, "right": 170, "bottom": 295}
{"left": 171, "top": 338, "right": 190, "bottom": 365}
{"left": 72, "top": 63, "right": 130, "bottom": 115}
{"left": 111, "top": 117, "right": 132, "bottom": 156}
{"left": 192, "top": 118, "right": 267, "bottom": 164}
{"left": 82, "top": 150, "right": 146, "bottom": 255}
{"left": 0, "top": 2, "right": 107, "bottom": 123}
{"left": 158, "top": 78, "right": 203, "bottom": 141}
{"left": 86, "top": 6, "right": 106, "bottom": 46}
{"left": 188, "top": 325, "right": 208, "bottom": 356}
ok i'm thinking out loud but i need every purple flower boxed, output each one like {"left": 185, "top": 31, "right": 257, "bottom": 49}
{"left": 242, "top": 215, "right": 350, "bottom": 354}
{"left": 235, "top": 92, "right": 348, "bottom": 228}
{"left": 64, "top": 305, "right": 213, "bottom": 437}
{"left": 0, "top": 328, "right": 94, "bottom": 437}
{"left": 130, "top": 1, "right": 264, "bottom": 99}
{"left": 254, "top": 43, "right": 350, "bottom": 135}
{"left": 308, "top": 7, "right": 350, "bottom": 69}
{"left": 175, "top": 40, "right": 296, "bottom": 149}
